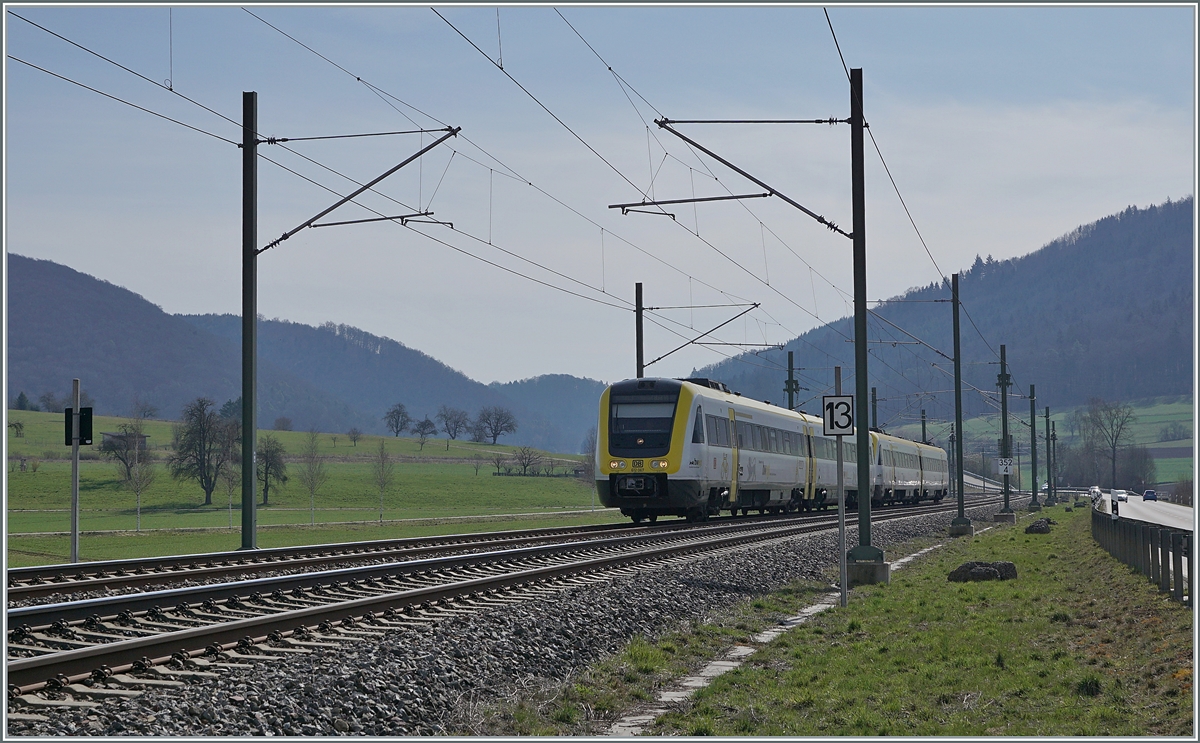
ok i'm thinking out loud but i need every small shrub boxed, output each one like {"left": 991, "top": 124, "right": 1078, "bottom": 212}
{"left": 28, "top": 457, "right": 39, "bottom": 472}
{"left": 551, "top": 705, "right": 578, "bottom": 724}
{"left": 1076, "top": 675, "right": 1102, "bottom": 697}
{"left": 688, "top": 719, "right": 715, "bottom": 736}
{"left": 847, "top": 620, "right": 862, "bottom": 633}
{"left": 1051, "top": 611, "right": 1071, "bottom": 623}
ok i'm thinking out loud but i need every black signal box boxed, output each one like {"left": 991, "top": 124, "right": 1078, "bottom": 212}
{"left": 64, "top": 407, "right": 93, "bottom": 446}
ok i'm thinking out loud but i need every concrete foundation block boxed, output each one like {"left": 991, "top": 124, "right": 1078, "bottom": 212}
{"left": 848, "top": 561, "right": 891, "bottom": 586}
{"left": 993, "top": 512, "right": 1017, "bottom": 524}
{"left": 948, "top": 523, "right": 976, "bottom": 537}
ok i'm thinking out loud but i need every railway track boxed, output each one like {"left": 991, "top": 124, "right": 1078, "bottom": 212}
{"left": 7, "top": 495, "right": 995, "bottom": 603}
{"left": 6, "top": 496, "right": 1012, "bottom": 704}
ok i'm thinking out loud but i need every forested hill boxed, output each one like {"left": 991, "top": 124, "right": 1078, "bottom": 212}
{"left": 693, "top": 197, "right": 1194, "bottom": 424}
{"left": 177, "top": 314, "right": 584, "bottom": 450}
{"left": 5, "top": 254, "right": 373, "bottom": 433}
{"left": 6, "top": 254, "right": 602, "bottom": 451}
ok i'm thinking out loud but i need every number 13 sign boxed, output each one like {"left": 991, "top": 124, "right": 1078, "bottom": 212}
{"left": 823, "top": 395, "right": 854, "bottom": 437}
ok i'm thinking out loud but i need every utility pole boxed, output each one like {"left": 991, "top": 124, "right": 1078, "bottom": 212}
{"left": 1051, "top": 421, "right": 1058, "bottom": 505}
{"left": 70, "top": 378, "right": 80, "bottom": 563}
{"left": 635, "top": 282, "right": 644, "bottom": 379}
{"left": 997, "top": 344, "right": 1013, "bottom": 517}
{"left": 240, "top": 91, "right": 258, "bottom": 550}
{"left": 847, "top": 67, "right": 887, "bottom": 580}
{"left": 949, "top": 273, "right": 972, "bottom": 536}
{"left": 1041, "top": 410, "right": 1051, "bottom": 508}
{"left": 871, "top": 387, "right": 878, "bottom": 429}
{"left": 785, "top": 351, "right": 799, "bottom": 410}
{"left": 921, "top": 409, "right": 927, "bottom": 444}
{"left": 1029, "top": 384, "right": 1040, "bottom": 510}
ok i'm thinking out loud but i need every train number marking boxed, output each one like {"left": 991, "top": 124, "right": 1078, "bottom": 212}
{"left": 822, "top": 395, "right": 854, "bottom": 437}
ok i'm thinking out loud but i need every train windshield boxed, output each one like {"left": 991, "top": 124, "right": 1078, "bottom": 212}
{"left": 611, "top": 403, "right": 676, "bottom": 433}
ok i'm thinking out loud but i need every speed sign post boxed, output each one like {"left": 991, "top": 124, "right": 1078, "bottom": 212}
{"left": 826, "top": 369, "right": 850, "bottom": 607}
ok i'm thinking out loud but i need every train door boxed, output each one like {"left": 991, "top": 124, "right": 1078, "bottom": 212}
{"left": 728, "top": 409, "right": 739, "bottom": 509}
{"left": 804, "top": 426, "right": 817, "bottom": 509}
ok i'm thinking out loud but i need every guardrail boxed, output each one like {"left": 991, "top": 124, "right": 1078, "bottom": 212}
{"left": 1091, "top": 508, "right": 1192, "bottom": 605}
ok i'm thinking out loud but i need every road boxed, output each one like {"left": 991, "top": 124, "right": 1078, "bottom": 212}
{"left": 1106, "top": 492, "right": 1194, "bottom": 532}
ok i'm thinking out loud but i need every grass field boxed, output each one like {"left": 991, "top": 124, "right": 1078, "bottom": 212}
{"left": 6, "top": 409, "right": 600, "bottom": 566}
{"left": 470, "top": 506, "right": 1193, "bottom": 736}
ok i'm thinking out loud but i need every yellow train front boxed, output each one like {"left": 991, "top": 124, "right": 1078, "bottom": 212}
{"left": 594, "top": 377, "right": 830, "bottom": 523}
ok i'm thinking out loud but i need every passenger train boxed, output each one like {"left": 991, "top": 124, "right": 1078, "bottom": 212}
{"left": 595, "top": 377, "right": 949, "bottom": 523}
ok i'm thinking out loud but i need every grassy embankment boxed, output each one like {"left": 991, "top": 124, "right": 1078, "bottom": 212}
{"left": 5, "top": 410, "right": 608, "bottom": 567}
{"left": 467, "top": 506, "right": 1193, "bottom": 736}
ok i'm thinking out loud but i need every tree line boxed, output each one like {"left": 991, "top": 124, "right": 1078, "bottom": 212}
{"left": 383, "top": 403, "right": 517, "bottom": 449}
{"left": 90, "top": 397, "right": 528, "bottom": 513}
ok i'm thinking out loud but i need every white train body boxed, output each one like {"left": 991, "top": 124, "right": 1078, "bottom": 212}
{"left": 595, "top": 377, "right": 949, "bottom": 522}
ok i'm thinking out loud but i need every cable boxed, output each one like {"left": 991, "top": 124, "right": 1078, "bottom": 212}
{"left": 7, "top": 55, "right": 238, "bottom": 147}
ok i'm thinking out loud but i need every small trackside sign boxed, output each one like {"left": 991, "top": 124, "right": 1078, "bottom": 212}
{"left": 997, "top": 457, "right": 1014, "bottom": 475}
{"left": 822, "top": 395, "right": 854, "bottom": 437}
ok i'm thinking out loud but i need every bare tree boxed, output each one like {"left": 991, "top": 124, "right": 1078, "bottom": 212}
{"left": 471, "top": 454, "right": 483, "bottom": 476}
{"left": 475, "top": 406, "right": 518, "bottom": 445}
{"left": 219, "top": 463, "right": 239, "bottom": 530}
{"left": 490, "top": 451, "right": 508, "bottom": 475}
{"left": 1083, "top": 398, "right": 1136, "bottom": 491}
{"left": 384, "top": 403, "right": 412, "bottom": 437}
{"left": 168, "top": 398, "right": 239, "bottom": 506}
{"left": 347, "top": 427, "right": 362, "bottom": 447}
{"left": 413, "top": 417, "right": 438, "bottom": 451}
{"left": 578, "top": 426, "right": 597, "bottom": 483}
{"left": 372, "top": 438, "right": 395, "bottom": 523}
{"left": 131, "top": 396, "right": 158, "bottom": 420}
{"left": 257, "top": 433, "right": 288, "bottom": 506}
{"left": 7, "top": 420, "right": 24, "bottom": 438}
{"left": 102, "top": 419, "right": 149, "bottom": 482}
{"left": 296, "top": 429, "right": 328, "bottom": 526}
{"left": 273, "top": 417, "right": 293, "bottom": 432}
{"left": 514, "top": 445, "right": 542, "bottom": 476}
{"left": 124, "top": 434, "right": 157, "bottom": 532}
{"left": 436, "top": 406, "right": 471, "bottom": 450}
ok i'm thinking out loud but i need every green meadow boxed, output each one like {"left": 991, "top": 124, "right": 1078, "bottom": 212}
{"left": 6, "top": 410, "right": 606, "bottom": 567}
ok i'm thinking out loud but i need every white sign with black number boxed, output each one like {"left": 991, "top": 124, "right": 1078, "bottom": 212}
{"left": 822, "top": 395, "right": 854, "bottom": 437}
{"left": 997, "top": 457, "right": 1014, "bottom": 475}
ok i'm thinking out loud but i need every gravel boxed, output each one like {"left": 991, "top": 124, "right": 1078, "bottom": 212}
{"left": 7, "top": 503, "right": 1014, "bottom": 736}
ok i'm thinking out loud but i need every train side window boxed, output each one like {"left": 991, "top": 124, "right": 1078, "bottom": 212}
{"left": 692, "top": 407, "right": 705, "bottom": 444}
{"left": 718, "top": 417, "right": 730, "bottom": 447}
{"left": 769, "top": 429, "right": 779, "bottom": 453}
{"left": 706, "top": 415, "right": 719, "bottom": 446}
{"left": 782, "top": 431, "right": 792, "bottom": 455}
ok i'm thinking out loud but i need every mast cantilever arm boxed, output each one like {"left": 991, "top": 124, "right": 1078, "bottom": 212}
{"left": 654, "top": 119, "right": 851, "bottom": 239}
{"left": 259, "top": 126, "right": 460, "bottom": 253}
{"left": 644, "top": 303, "right": 761, "bottom": 368}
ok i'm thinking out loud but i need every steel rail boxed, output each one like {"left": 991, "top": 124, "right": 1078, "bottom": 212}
{"left": 6, "top": 522, "right": 661, "bottom": 600}
{"left": 7, "top": 497, "right": 1009, "bottom": 690}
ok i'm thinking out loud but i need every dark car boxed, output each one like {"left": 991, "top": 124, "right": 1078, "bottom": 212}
{"left": 1143, "top": 489, "right": 1157, "bottom": 501}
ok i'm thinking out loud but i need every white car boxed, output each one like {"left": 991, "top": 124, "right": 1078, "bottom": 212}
{"left": 1113, "top": 490, "right": 1128, "bottom": 502}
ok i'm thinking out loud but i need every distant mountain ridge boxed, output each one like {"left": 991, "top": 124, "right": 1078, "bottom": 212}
{"left": 693, "top": 196, "right": 1194, "bottom": 428}
{"left": 5, "top": 254, "right": 604, "bottom": 452}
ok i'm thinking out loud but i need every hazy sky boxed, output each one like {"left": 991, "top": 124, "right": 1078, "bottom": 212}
{"left": 4, "top": 4, "right": 1195, "bottom": 385}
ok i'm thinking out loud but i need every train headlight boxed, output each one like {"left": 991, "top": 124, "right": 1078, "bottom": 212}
{"left": 610, "top": 460, "right": 626, "bottom": 470}
{"left": 650, "top": 460, "right": 669, "bottom": 469}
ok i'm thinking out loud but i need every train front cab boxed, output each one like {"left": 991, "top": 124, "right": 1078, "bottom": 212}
{"left": 595, "top": 379, "right": 710, "bottom": 522}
